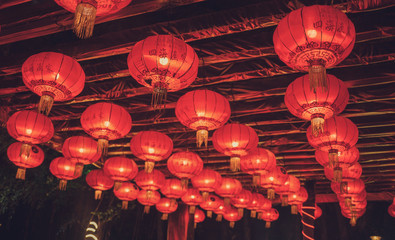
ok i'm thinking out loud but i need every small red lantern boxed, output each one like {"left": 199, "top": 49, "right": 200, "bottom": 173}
{"left": 137, "top": 189, "right": 161, "bottom": 214}
{"left": 231, "top": 189, "right": 252, "bottom": 217}
{"left": 246, "top": 193, "right": 267, "bottom": 218}
{"left": 167, "top": 151, "right": 203, "bottom": 188}
{"left": 285, "top": 74, "right": 349, "bottom": 136}
{"left": 260, "top": 166, "right": 288, "bottom": 200}
{"left": 194, "top": 208, "right": 206, "bottom": 228}
{"left": 212, "top": 123, "right": 259, "bottom": 171}
{"left": 127, "top": 35, "right": 199, "bottom": 108}
{"left": 256, "top": 197, "right": 272, "bottom": 220}
{"left": 273, "top": 5, "right": 355, "bottom": 92}
{"left": 213, "top": 199, "right": 226, "bottom": 221}
{"left": 156, "top": 198, "right": 178, "bottom": 220}
{"left": 341, "top": 207, "right": 366, "bottom": 226}
{"left": 135, "top": 169, "right": 165, "bottom": 199}
{"left": 331, "top": 179, "right": 365, "bottom": 206}
{"left": 81, "top": 102, "right": 132, "bottom": 156}
{"left": 215, "top": 177, "right": 242, "bottom": 207}
{"left": 175, "top": 89, "right": 231, "bottom": 147}
{"left": 7, "top": 142, "right": 44, "bottom": 180}
{"left": 49, "top": 157, "right": 81, "bottom": 190}
{"left": 289, "top": 187, "right": 308, "bottom": 214}
{"left": 260, "top": 208, "right": 279, "bottom": 228}
{"left": 388, "top": 204, "right": 395, "bottom": 218}
{"left": 223, "top": 207, "right": 242, "bottom": 228}
{"left": 113, "top": 182, "right": 139, "bottom": 210}
{"left": 130, "top": 131, "right": 173, "bottom": 173}
{"left": 86, "top": 169, "right": 114, "bottom": 199}
{"left": 200, "top": 194, "right": 222, "bottom": 218}
{"left": 191, "top": 168, "right": 222, "bottom": 201}
{"left": 241, "top": 148, "right": 277, "bottom": 186}
{"left": 22, "top": 52, "right": 85, "bottom": 115}
{"left": 55, "top": 0, "right": 132, "bottom": 39}
{"left": 325, "top": 162, "right": 362, "bottom": 182}
{"left": 181, "top": 188, "right": 203, "bottom": 214}
{"left": 103, "top": 157, "right": 138, "bottom": 189}
{"left": 160, "top": 178, "right": 187, "bottom": 201}
{"left": 7, "top": 110, "right": 54, "bottom": 159}
{"left": 276, "top": 174, "right": 300, "bottom": 206}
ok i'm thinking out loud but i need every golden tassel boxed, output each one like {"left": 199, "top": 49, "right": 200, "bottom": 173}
{"left": 194, "top": 223, "right": 197, "bottom": 229}
{"left": 230, "top": 156, "right": 241, "bottom": 172}
{"left": 350, "top": 216, "right": 357, "bottom": 227}
{"left": 196, "top": 129, "right": 209, "bottom": 148}
{"left": 151, "top": 85, "right": 167, "bottom": 109}
{"left": 333, "top": 167, "right": 343, "bottom": 183}
{"left": 252, "top": 175, "right": 260, "bottom": 187}
{"left": 145, "top": 161, "right": 155, "bottom": 173}
{"left": 291, "top": 205, "right": 298, "bottom": 215}
{"left": 114, "top": 181, "right": 122, "bottom": 191}
{"left": 16, "top": 168, "right": 26, "bottom": 180}
{"left": 229, "top": 222, "right": 235, "bottom": 228}
{"left": 216, "top": 214, "right": 222, "bottom": 221}
{"left": 161, "top": 213, "right": 168, "bottom": 220}
{"left": 170, "top": 198, "right": 177, "bottom": 206}
{"left": 311, "top": 115, "right": 325, "bottom": 137}
{"left": 74, "top": 163, "right": 84, "bottom": 177}
{"left": 94, "top": 190, "right": 102, "bottom": 200}
{"left": 97, "top": 139, "right": 108, "bottom": 157}
{"left": 257, "top": 212, "right": 262, "bottom": 219}
{"left": 281, "top": 195, "right": 288, "bottom": 206}
{"left": 122, "top": 201, "right": 129, "bottom": 210}
{"left": 38, "top": 94, "right": 54, "bottom": 116}
{"left": 20, "top": 143, "right": 32, "bottom": 159}
{"left": 328, "top": 149, "right": 339, "bottom": 168}
{"left": 265, "top": 221, "right": 271, "bottom": 228}
{"left": 73, "top": 2, "right": 97, "bottom": 39}
{"left": 345, "top": 197, "right": 351, "bottom": 208}
{"left": 309, "top": 64, "right": 328, "bottom": 93}
{"left": 189, "top": 205, "right": 196, "bottom": 214}
{"left": 59, "top": 179, "right": 68, "bottom": 191}
{"left": 146, "top": 190, "right": 153, "bottom": 200}
{"left": 250, "top": 210, "right": 257, "bottom": 218}
{"left": 207, "top": 210, "right": 212, "bottom": 218}
{"left": 144, "top": 205, "right": 151, "bottom": 214}
{"left": 238, "top": 208, "right": 244, "bottom": 217}
{"left": 202, "top": 191, "right": 209, "bottom": 202}
{"left": 181, "top": 178, "right": 189, "bottom": 189}
{"left": 267, "top": 188, "right": 275, "bottom": 200}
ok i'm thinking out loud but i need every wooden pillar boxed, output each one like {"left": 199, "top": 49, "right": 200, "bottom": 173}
{"left": 167, "top": 204, "right": 194, "bottom": 240}
{"left": 302, "top": 181, "right": 316, "bottom": 240}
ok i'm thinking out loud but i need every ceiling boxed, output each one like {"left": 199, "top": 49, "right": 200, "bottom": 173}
{"left": 0, "top": 0, "right": 394, "bottom": 196}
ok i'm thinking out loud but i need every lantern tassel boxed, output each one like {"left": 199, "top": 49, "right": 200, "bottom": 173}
{"left": 265, "top": 221, "right": 271, "bottom": 228}
{"left": 74, "top": 163, "right": 84, "bottom": 177}
{"left": 145, "top": 161, "right": 155, "bottom": 173}
{"left": 38, "top": 94, "right": 54, "bottom": 116}
{"left": 189, "top": 205, "right": 196, "bottom": 214}
{"left": 291, "top": 205, "right": 298, "bottom": 215}
{"left": 333, "top": 167, "right": 343, "bottom": 183}
{"left": 350, "top": 216, "right": 357, "bottom": 227}
{"left": 94, "top": 190, "right": 102, "bottom": 200}
{"left": 252, "top": 175, "right": 260, "bottom": 187}
{"left": 20, "top": 143, "right": 32, "bottom": 159}
{"left": 181, "top": 178, "right": 189, "bottom": 189}
{"left": 151, "top": 85, "right": 167, "bottom": 109}
{"left": 207, "top": 210, "right": 212, "bottom": 218}
{"left": 250, "top": 210, "right": 257, "bottom": 218}
{"left": 267, "top": 188, "right": 275, "bottom": 200}
{"left": 73, "top": 2, "right": 97, "bottom": 39}
{"left": 161, "top": 213, "right": 168, "bottom": 220}
{"left": 114, "top": 181, "right": 122, "bottom": 191}
{"left": 146, "top": 190, "right": 153, "bottom": 200}
{"left": 122, "top": 201, "right": 129, "bottom": 210}
{"left": 194, "top": 223, "right": 197, "bottom": 229}
{"left": 328, "top": 149, "right": 339, "bottom": 168}
{"left": 170, "top": 198, "right": 177, "bottom": 206}
{"left": 230, "top": 156, "right": 241, "bottom": 172}
{"left": 238, "top": 208, "right": 244, "bottom": 217}
{"left": 216, "top": 214, "right": 222, "bottom": 221}
{"left": 202, "top": 191, "right": 209, "bottom": 202}
{"left": 311, "top": 114, "right": 325, "bottom": 137}
{"left": 144, "top": 205, "right": 151, "bottom": 214}
{"left": 281, "top": 195, "right": 288, "bottom": 206}
{"left": 196, "top": 129, "right": 209, "bottom": 148}
{"left": 345, "top": 197, "right": 352, "bottom": 208}
{"left": 16, "top": 168, "right": 26, "bottom": 180}
{"left": 97, "top": 139, "right": 108, "bottom": 157}
{"left": 257, "top": 212, "right": 262, "bottom": 219}
{"left": 59, "top": 180, "right": 68, "bottom": 191}
{"left": 229, "top": 222, "right": 235, "bottom": 228}
{"left": 309, "top": 64, "right": 328, "bottom": 93}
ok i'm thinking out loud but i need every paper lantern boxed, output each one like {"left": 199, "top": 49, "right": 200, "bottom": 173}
{"left": 246, "top": 193, "right": 267, "bottom": 218}
{"left": 86, "top": 169, "right": 114, "bottom": 199}
{"left": 127, "top": 35, "right": 199, "bottom": 108}
{"left": 181, "top": 188, "right": 203, "bottom": 214}
{"left": 325, "top": 162, "right": 362, "bottom": 183}
{"left": 241, "top": 148, "right": 277, "bottom": 186}
{"left": 167, "top": 151, "right": 203, "bottom": 188}
{"left": 260, "top": 208, "right": 279, "bottom": 228}
{"left": 341, "top": 207, "right": 366, "bottom": 226}
{"left": 273, "top": 5, "right": 355, "bottom": 92}
{"left": 160, "top": 178, "right": 187, "bottom": 201}
{"left": 130, "top": 131, "right": 173, "bottom": 173}
{"left": 331, "top": 179, "right": 365, "bottom": 204}
{"left": 276, "top": 174, "right": 300, "bottom": 206}
{"left": 213, "top": 199, "right": 226, "bottom": 221}
{"left": 223, "top": 207, "right": 242, "bottom": 228}
{"left": 156, "top": 198, "right": 178, "bottom": 220}
{"left": 191, "top": 168, "right": 222, "bottom": 201}
{"left": 175, "top": 89, "right": 231, "bottom": 147}
{"left": 256, "top": 197, "right": 272, "bottom": 220}
{"left": 134, "top": 169, "right": 165, "bottom": 199}
{"left": 200, "top": 194, "right": 222, "bottom": 218}
{"left": 81, "top": 102, "right": 132, "bottom": 156}
{"left": 22, "top": 52, "right": 85, "bottom": 115}
{"left": 7, "top": 142, "right": 44, "bottom": 180}
{"left": 194, "top": 208, "right": 206, "bottom": 228}
{"left": 137, "top": 190, "right": 161, "bottom": 214}
{"left": 113, "top": 182, "right": 139, "bottom": 210}
{"left": 49, "top": 157, "right": 81, "bottom": 190}
{"left": 285, "top": 74, "right": 349, "bottom": 136}
{"left": 289, "top": 187, "right": 308, "bottom": 214}
{"left": 215, "top": 178, "right": 242, "bottom": 207}
{"left": 388, "top": 204, "right": 395, "bottom": 218}
{"left": 103, "top": 157, "right": 138, "bottom": 189}
{"left": 260, "top": 166, "right": 288, "bottom": 200}
{"left": 212, "top": 123, "right": 259, "bottom": 171}
{"left": 230, "top": 189, "right": 252, "bottom": 217}
{"left": 54, "top": 0, "right": 132, "bottom": 38}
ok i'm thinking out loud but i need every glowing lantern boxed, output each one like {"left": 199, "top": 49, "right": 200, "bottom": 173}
{"left": 7, "top": 110, "right": 54, "bottom": 159}
{"left": 241, "top": 148, "right": 277, "bottom": 186}
{"left": 22, "top": 52, "right": 85, "bottom": 115}
{"left": 256, "top": 197, "right": 272, "bottom": 220}
{"left": 194, "top": 208, "right": 206, "bottom": 228}
{"left": 167, "top": 151, "right": 203, "bottom": 188}
{"left": 260, "top": 166, "right": 288, "bottom": 200}
{"left": 181, "top": 188, "right": 203, "bottom": 214}
{"left": 341, "top": 207, "right": 365, "bottom": 226}
{"left": 230, "top": 189, "right": 252, "bottom": 217}
{"left": 246, "top": 193, "right": 267, "bottom": 218}
{"left": 49, "top": 157, "right": 81, "bottom": 190}
{"left": 127, "top": 35, "right": 199, "bottom": 108}
{"left": 289, "top": 187, "right": 308, "bottom": 214}
{"left": 215, "top": 178, "right": 242, "bottom": 207}
{"left": 223, "top": 207, "right": 242, "bottom": 228}
{"left": 175, "top": 89, "right": 231, "bottom": 147}
{"left": 325, "top": 162, "right": 362, "bottom": 182}
{"left": 273, "top": 5, "right": 355, "bottom": 92}
{"left": 200, "top": 194, "right": 222, "bottom": 218}
{"left": 81, "top": 102, "right": 132, "bottom": 156}
{"left": 130, "top": 131, "right": 173, "bottom": 173}
{"left": 388, "top": 204, "right": 395, "bottom": 218}
{"left": 86, "top": 169, "right": 114, "bottom": 199}
{"left": 212, "top": 123, "right": 259, "bottom": 171}
{"left": 134, "top": 169, "right": 165, "bottom": 199}
{"left": 103, "top": 157, "right": 138, "bottom": 190}
{"left": 285, "top": 74, "right": 349, "bottom": 136}
{"left": 160, "top": 178, "right": 187, "bottom": 202}
{"left": 213, "top": 199, "right": 226, "bottom": 221}
{"left": 54, "top": 0, "right": 132, "bottom": 39}
{"left": 315, "top": 205, "right": 322, "bottom": 219}
{"left": 276, "top": 174, "right": 300, "bottom": 206}
{"left": 137, "top": 189, "right": 161, "bottom": 214}
{"left": 113, "top": 182, "right": 139, "bottom": 210}
{"left": 331, "top": 179, "right": 365, "bottom": 207}
{"left": 260, "top": 208, "right": 279, "bottom": 228}
{"left": 156, "top": 198, "right": 178, "bottom": 220}
{"left": 7, "top": 142, "right": 44, "bottom": 180}
{"left": 191, "top": 168, "right": 222, "bottom": 201}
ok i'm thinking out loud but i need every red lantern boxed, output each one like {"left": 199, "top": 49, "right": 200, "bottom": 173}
{"left": 49, "top": 157, "right": 81, "bottom": 190}
{"left": 289, "top": 187, "right": 308, "bottom": 214}
{"left": 175, "top": 89, "right": 231, "bottom": 147}
{"left": 388, "top": 204, "right": 395, "bottom": 218}
{"left": 137, "top": 189, "right": 161, "bottom": 214}
{"left": 246, "top": 193, "right": 267, "bottom": 218}
{"left": 325, "top": 162, "right": 362, "bottom": 183}
{"left": 200, "top": 194, "right": 222, "bottom": 218}
{"left": 155, "top": 198, "right": 178, "bottom": 220}
{"left": 256, "top": 197, "right": 272, "bottom": 220}
{"left": 167, "top": 151, "right": 203, "bottom": 188}
{"left": 215, "top": 177, "right": 242, "bottom": 207}
{"left": 7, "top": 110, "right": 54, "bottom": 159}
{"left": 285, "top": 74, "right": 349, "bottom": 136}
{"left": 260, "top": 166, "right": 288, "bottom": 200}
{"left": 273, "top": 5, "right": 355, "bottom": 92}
{"left": 276, "top": 174, "right": 301, "bottom": 206}
{"left": 223, "top": 207, "right": 242, "bottom": 228}
{"left": 230, "top": 189, "right": 252, "bottom": 217}
{"left": 134, "top": 169, "right": 165, "bottom": 199}
{"left": 260, "top": 208, "right": 279, "bottom": 228}
{"left": 22, "top": 52, "right": 85, "bottom": 115}
{"left": 54, "top": 0, "right": 132, "bottom": 39}
{"left": 191, "top": 168, "right": 222, "bottom": 201}
{"left": 113, "top": 182, "right": 139, "bottom": 210}
{"left": 213, "top": 199, "right": 226, "bottom": 221}
{"left": 127, "top": 35, "right": 199, "bottom": 108}
{"left": 7, "top": 142, "right": 44, "bottom": 180}
{"left": 181, "top": 188, "right": 203, "bottom": 214}
{"left": 299, "top": 204, "right": 322, "bottom": 219}
{"left": 160, "top": 178, "right": 187, "bottom": 201}
{"left": 103, "top": 157, "right": 138, "bottom": 189}
{"left": 81, "top": 102, "right": 132, "bottom": 156}
{"left": 86, "top": 169, "right": 114, "bottom": 200}
{"left": 212, "top": 123, "right": 259, "bottom": 171}
{"left": 341, "top": 207, "right": 366, "bottom": 226}
{"left": 130, "top": 131, "right": 173, "bottom": 173}
{"left": 331, "top": 179, "right": 365, "bottom": 202}
{"left": 194, "top": 208, "right": 206, "bottom": 228}
{"left": 241, "top": 148, "right": 277, "bottom": 186}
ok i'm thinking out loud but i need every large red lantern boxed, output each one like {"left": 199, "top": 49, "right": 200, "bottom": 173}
{"left": 22, "top": 52, "right": 85, "bottom": 115}
{"left": 285, "top": 74, "right": 349, "bottom": 136}
{"left": 213, "top": 199, "right": 226, "bottom": 221}
{"left": 273, "top": 5, "right": 355, "bottom": 92}
{"left": 230, "top": 189, "right": 252, "bottom": 217}
{"left": 127, "top": 35, "right": 199, "bottom": 108}
{"left": 167, "top": 151, "right": 203, "bottom": 188}
{"left": 54, "top": 0, "right": 132, "bottom": 39}
{"left": 113, "top": 182, "right": 139, "bottom": 210}
{"left": 155, "top": 198, "right": 178, "bottom": 220}
{"left": 49, "top": 157, "right": 81, "bottom": 190}
{"left": 81, "top": 102, "right": 132, "bottom": 156}
{"left": 223, "top": 207, "right": 242, "bottom": 228}
{"left": 175, "top": 89, "right": 231, "bottom": 147}
{"left": 325, "top": 162, "right": 362, "bottom": 183}
{"left": 194, "top": 208, "right": 206, "bottom": 228}
{"left": 212, "top": 123, "right": 259, "bottom": 171}
{"left": 86, "top": 169, "right": 114, "bottom": 199}
{"left": 241, "top": 148, "right": 277, "bottom": 186}
{"left": 130, "top": 131, "right": 173, "bottom": 173}
{"left": 289, "top": 187, "right": 308, "bottom": 214}
{"left": 276, "top": 174, "right": 300, "bottom": 206}
{"left": 246, "top": 193, "right": 266, "bottom": 218}
{"left": 181, "top": 188, "right": 203, "bottom": 214}
{"left": 7, "top": 110, "right": 54, "bottom": 159}
{"left": 160, "top": 178, "right": 187, "bottom": 202}
{"left": 103, "top": 157, "right": 138, "bottom": 189}
{"left": 331, "top": 179, "right": 365, "bottom": 204}
{"left": 134, "top": 169, "right": 165, "bottom": 198}
{"left": 260, "top": 166, "right": 288, "bottom": 200}
{"left": 260, "top": 208, "right": 279, "bottom": 228}
{"left": 7, "top": 142, "right": 44, "bottom": 180}
{"left": 191, "top": 168, "right": 222, "bottom": 201}
{"left": 215, "top": 178, "right": 242, "bottom": 207}
{"left": 137, "top": 189, "right": 161, "bottom": 213}
{"left": 200, "top": 194, "right": 222, "bottom": 218}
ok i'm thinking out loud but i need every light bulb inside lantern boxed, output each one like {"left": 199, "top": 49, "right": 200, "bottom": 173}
{"left": 232, "top": 142, "right": 239, "bottom": 147}
{"left": 79, "top": 148, "right": 84, "bottom": 153}
{"left": 119, "top": 167, "right": 124, "bottom": 172}
{"left": 104, "top": 121, "right": 110, "bottom": 127}
{"left": 191, "top": 195, "right": 195, "bottom": 199}
{"left": 226, "top": 184, "right": 230, "bottom": 189}
{"left": 165, "top": 203, "right": 170, "bottom": 207}
{"left": 148, "top": 147, "right": 155, "bottom": 154}
{"left": 125, "top": 188, "right": 130, "bottom": 192}
{"left": 307, "top": 29, "right": 317, "bottom": 38}
{"left": 55, "top": 73, "right": 60, "bottom": 80}
{"left": 256, "top": 159, "right": 261, "bottom": 163}
{"left": 182, "top": 160, "right": 188, "bottom": 165}
{"left": 64, "top": 165, "right": 70, "bottom": 171}
{"left": 26, "top": 129, "right": 32, "bottom": 134}
{"left": 159, "top": 57, "right": 169, "bottom": 65}
{"left": 269, "top": 176, "right": 274, "bottom": 181}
